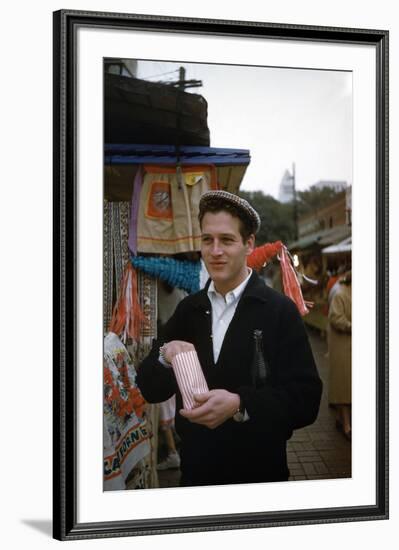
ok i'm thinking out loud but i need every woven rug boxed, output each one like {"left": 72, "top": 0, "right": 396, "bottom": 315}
{"left": 104, "top": 198, "right": 160, "bottom": 488}
{"left": 128, "top": 166, "right": 144, "bottom": 256}
{"left": 129, "top": 271, "right": 159, "bottom": 488}
{"left": 138, "top": 271, "right": 158, "bottom": 345}
{"left": 103, "top": 200, "right": 131, "bottom": 333}
{"left": 103, "top": 332, "right": 150, "bottom": 491}
{"left": 125, "top": 403, "right": 160, "bottom": 490}
{"left": 112, "top": 201, "right": 130, "bottom": 300}
{"left": 103, "top": 201, "right": 114, "bottom": 332}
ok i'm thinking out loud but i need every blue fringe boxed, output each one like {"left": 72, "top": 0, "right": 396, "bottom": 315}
{"left": 131, "top": 256, "right": 201, "bottom": 294}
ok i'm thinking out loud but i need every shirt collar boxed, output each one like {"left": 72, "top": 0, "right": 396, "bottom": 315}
{"left": 208, "top": 268, "right": 253, "bottom": 304}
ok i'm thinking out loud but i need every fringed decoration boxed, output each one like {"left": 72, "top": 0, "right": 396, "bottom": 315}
{"left": 279, "top": 245, "right": 313, "bottom": 316}
{"left": 248, "top": 240, "right": 312, "bottom": 316}
{"left": 131, "top": 256, "right": 201, "bottom": 294}
{"left": 109, "top": 263, "right": 148, "bottom": 342}
{"left": 247, "top": 241, "right": 283, "bottom": 271}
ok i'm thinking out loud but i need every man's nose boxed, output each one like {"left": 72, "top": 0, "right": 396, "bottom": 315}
{"left": 210, "top": 241, "right": 223, "bottom": 255}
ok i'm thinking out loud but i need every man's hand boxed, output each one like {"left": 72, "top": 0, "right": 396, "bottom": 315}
{"left": 179, "top": 390, "right": 240, "bottom": 429}
{"left": 161, "top": 341, "right": 195, "bottom": 364}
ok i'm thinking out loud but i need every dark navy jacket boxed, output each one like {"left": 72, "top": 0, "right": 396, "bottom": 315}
{"left": 137, "top": 271, "right": 322, "bottom": 486}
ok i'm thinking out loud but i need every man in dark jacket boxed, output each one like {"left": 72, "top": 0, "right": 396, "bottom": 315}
{"left": 137, "top": 190, "right": 322, "bottom": 487}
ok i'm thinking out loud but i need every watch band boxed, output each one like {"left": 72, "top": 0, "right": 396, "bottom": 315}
{"left": 233, "top": 396, "right": 245, "bottom": 423}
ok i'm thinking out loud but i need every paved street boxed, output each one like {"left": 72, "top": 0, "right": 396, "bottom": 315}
{"left": 287, "top": 328, "right": 351, "bottom": 481}
{"left": 158, "top": 328, "right": 351, "bottom": 488}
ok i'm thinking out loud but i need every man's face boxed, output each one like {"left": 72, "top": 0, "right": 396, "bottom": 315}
{"left": 200, "top": 211, "right": 255, "bottom": 294}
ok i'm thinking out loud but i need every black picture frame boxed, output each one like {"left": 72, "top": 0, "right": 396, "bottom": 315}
{"left": 53, "top": 9, "right": 389, "bottom": 541}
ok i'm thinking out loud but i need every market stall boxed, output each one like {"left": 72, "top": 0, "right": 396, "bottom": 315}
{"left": 103, "top": 143, "right": 251, "bottom": 490}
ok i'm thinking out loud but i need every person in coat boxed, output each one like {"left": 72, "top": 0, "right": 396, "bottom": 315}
{"left": 328, "top": 272, "right": 352, "bottom": 440}
{"left": 137, "top": 190, "right": 322, "bottom": 486}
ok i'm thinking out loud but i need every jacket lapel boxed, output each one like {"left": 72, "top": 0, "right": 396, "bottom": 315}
{"left": 190, "top": 288, "right": 215, "bottom": 369}
{"left": 214, "top": 272, "right": 269, "bottom": 370}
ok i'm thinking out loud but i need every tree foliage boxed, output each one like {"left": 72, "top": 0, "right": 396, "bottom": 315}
{"left": 239, "top": 190, "right": 296, "bottom": 245}
{"left": 239, "top": 186, "right": 345, "bottom": 246}
{"left": 296, "top": 186, "right": 345, "bottom": 217}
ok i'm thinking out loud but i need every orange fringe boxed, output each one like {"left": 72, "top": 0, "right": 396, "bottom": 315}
{"left": 109, "top": 263, "right": 147, "bottom": 342}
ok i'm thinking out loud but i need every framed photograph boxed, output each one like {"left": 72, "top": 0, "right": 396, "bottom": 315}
{"left": 53, "top": 9, "right": 389, "bottom": 541}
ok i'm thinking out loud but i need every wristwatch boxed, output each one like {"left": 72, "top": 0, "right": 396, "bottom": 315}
{"left": 233, "top": 396, "right": 245, "bottom": 423}
{"left": 159, "top": 344, "right": 171, "bottom": 365}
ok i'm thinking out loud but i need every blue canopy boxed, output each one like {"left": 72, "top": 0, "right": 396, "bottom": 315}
{"left": 105, "top": 144, "right": 250, "bottom": 166}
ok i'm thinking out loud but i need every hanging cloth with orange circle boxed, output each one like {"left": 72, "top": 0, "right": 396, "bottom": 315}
{"left": 137, "top": 164, "right": 218, "bottom": 254}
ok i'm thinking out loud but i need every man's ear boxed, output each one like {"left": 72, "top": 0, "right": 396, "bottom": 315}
{"left": 246, "top": 234, "right": 255, "bottom": 255}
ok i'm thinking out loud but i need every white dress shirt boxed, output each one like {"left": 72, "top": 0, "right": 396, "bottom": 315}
{"left": 207, "top": 268, "right": 252, "bottom": 363}
{"left": 207, "top": 269, "right": 252, "bottom": 421}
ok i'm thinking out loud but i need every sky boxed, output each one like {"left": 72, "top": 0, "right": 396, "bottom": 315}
{"left": 137, "top": 59, "right": 352, "bottom": 199}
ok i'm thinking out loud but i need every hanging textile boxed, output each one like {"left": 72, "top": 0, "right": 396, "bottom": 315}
{"left": 104, "top": 200, "right": 114, "bottom": 332}
{"left": 111, "top": 201, "right": 131, "bottom": 299}
{"left": 131, "top": 256, "right": 201, "bottom": 295}
{"left": 127, "top": 270, "right": 160, "bottom": 489}
{"left": 137, "top": 270, "right": 158, "bottom": 344}
{"left": 279, "top": 245, "right": 312, "bottom": 316}
{"left": 109, "top": 263, "right": 147, "bottom": 343}
{"left": 128, "top": 167, "right": 144, "bottom": 256}
{"left": 103, "top": 200, "right": 132, "bottom": 333}
{"left": 247, "top": 241, "right": 312, "bottom": 317}
{"left": 125, "top": 402, "right": 159, "bottom": 490}
{"left": 103, "top": 332, "right": 150, "bottom": 491}
{"left": 137, "top": 164, "right": 217, "bottom": 254}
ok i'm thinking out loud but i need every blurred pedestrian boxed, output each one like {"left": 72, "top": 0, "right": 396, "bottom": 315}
{"left": 328, "top": 264, "right": 347, "bottom": 308}
{"left": 157, "top": 395, "right": 180, "bottom": 470}
{"left": 156, "top": 281, "right": 187, "bottom": 471}
{"left": 328, "top": 271, "right": 352, "bottom": 440}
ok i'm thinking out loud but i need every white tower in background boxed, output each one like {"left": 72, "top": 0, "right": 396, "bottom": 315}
{"left": 278, "top": 169, "right": 294, "bottom": 203}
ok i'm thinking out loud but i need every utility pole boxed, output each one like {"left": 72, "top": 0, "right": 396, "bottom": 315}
{"left": 179, "top": 66, "right": 185, "bottom": 90}
{"left": 169, "top": 66, "right": 202, "bottom": 90}
{"left": 172, "top": 66, "right": 203, "bottom": 190}
{"left": 152, "top": 66, "right": 202, "bottom": 90}
{"left": 292, "top": 162, "right": 298, "bottom": 241}
{"left": 173, "top": 66, "right": 202, "bottom": 250}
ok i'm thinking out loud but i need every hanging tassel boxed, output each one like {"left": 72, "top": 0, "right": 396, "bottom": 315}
{"left": 247, "top": 241, "right": 283, "bottom": 271}
{"left": 109, "top": 263, "right": 147, "bottom": 342}
{"left": 279, "top": 245, "right": 313, "bottom": 316}
{"left": 247, "top": 240, "right": 312, "bottom": 316}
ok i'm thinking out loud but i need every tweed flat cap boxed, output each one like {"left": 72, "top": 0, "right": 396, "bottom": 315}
{"left": 199, "top": 190, "right": 261, "bottom": 234}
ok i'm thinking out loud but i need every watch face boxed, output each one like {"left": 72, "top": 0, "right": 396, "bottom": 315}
{"left": 233, "top": 411, "right": 245, "bottom": 423}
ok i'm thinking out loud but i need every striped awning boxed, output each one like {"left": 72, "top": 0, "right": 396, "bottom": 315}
{"left": 289, "top": 224, "right": 351, "bottom": 251}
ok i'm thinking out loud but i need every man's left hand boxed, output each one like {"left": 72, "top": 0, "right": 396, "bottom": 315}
{"left": 179, "top": 390, "right": 240, "bottom": 429}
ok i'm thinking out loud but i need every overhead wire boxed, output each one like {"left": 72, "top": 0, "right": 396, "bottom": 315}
{"left": 144, "top": 68, "right": 180, "bottom": 80}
